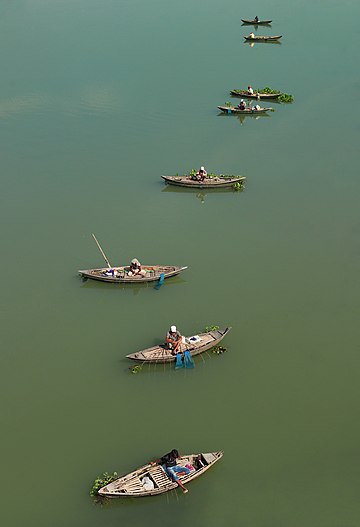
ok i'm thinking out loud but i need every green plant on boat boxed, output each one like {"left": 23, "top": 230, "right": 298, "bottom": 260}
{"left": 204, "top": 325, "right": 220, "bottom": 332}
{"left": 212, "top": 345, "right": 228, "bottom": 355}
{"left": 187, "top": 169, "right": 242, "bottom": 180}
{"left": 130, "top": 364, "right": 142, "bottom": 374}
{"left": 90, "top": 471, "right": 118, "bottom": 496}
{"left": 224, "top": 101, "right": 232, "bottom": 108}
{"left": 258, "top": 87, "right": 294, "bottom": 103}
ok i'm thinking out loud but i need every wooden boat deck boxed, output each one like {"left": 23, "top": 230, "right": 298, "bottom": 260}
{"left": 244, "top": 35, "right": 282, "bottom": 41}
{"left": 98, "top": 451, "right": 223, "bottom": 497}
{"left": 218, "top": 105, "right": 272, "bottom": 115}
{"left": 78, "top": 265, "right": 187, "bottom": 283}
{"left": 161, "top": 175, "right": 246, "bottom": 189}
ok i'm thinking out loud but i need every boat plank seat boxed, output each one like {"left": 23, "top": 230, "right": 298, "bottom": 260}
{"left": 150, "top": 469, "right": 171, "bottom": 486}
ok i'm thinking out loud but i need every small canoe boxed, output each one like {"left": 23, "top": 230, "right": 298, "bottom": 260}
{"left": 218, "top": 105, "right": 272, "bottom": 115}
{"left": 241, "top": 19, "right": 272, "bottom": 25}
{"left": 162, "top": 175, "right": 246, "bottom": 189}
{"left": 230, "top": 90, "right": 282, "bottom": 100}
{"left": 79, "top": 265, "right": 187, "bottom": 283}
{"left": 244, "top": 35, "right": 282, "bottom": 41}
{"left": 127, "top": 327, "right": 231, "bottom": 362}
{"left": 98, "top": 451, "right": 223, "bottom": 497}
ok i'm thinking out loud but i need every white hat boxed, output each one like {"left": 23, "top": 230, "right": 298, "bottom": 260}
{"left": 131, "top": 258, "right": 140, "bottom": 265}
{"left": 170, "top": 325, "right": 177, "bottom": 332}
{"left": 240, "top": 99, "right": 244, "bottom": 102}
{"left": 200, "top": 166, "right": 205, "bottom": 171}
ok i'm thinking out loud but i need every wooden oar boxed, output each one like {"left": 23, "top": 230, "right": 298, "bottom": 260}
{"left": 91, "top": 233, "right": 112, "bottom": 269}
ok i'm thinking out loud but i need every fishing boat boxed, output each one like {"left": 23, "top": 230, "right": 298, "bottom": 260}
{"left": 230, "top": 89, "right": 282, "bottom": 100}
{"left": 98, "top": 451, "right": 223, "bottom": 497}
{"left": 127, "top": 327, "right": 231, "bottom": 362}
{"left": 161, "top": 175, "right": 246, "bottom": 189}
{"left": 218, "top": 105, "right": 272, "bottom": 115}
{"left": 79, "top": 265, "right": 187, "bottom": 283}
{"left": 79, "top": 234, "right": 187, "bottom": 283}
{"left": 244, "top": 34, "right": 282, "bottom": 41}
{"left": 241, "top": 19, "right": 272, "bottom": 25}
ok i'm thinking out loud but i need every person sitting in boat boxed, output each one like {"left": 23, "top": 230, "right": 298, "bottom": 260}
{"left": 128, "top": 258, "right": 146, "bottom": 277}
{"left": 254, "top": 15, "right": 259, "bottom": 23}
{"left": 196, "top": 166, "right": 207, "bottom": 181}
{"left": 248, "top": 33, "right": 255, "bottom": 39}
{"left": 238, "top": 99, "right": 246, "bottom": 110}
{"left": 253, "top": 104, "right": 261, "bottom": 111}
{"left": 165, "top": 325, "right": 183, "bottom": 354}
{"left": 150, "top": 449, "right": 191, "bottom": 494}
{"left": 247, "top": 85, "right": 254, "bottom": 95}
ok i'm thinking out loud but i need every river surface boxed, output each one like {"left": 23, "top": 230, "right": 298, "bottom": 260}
{"left": 1, "top": 1, "right": 360, "bottom": 526}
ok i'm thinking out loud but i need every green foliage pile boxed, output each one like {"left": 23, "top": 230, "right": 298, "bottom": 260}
{"left": 233, "top": 182, "right": 243, "bottom": 191}
{"left": 204, "top": 325, "right": 220, "bottom": 332}
{"left": 212, "top": 346, "right": 228, "bottom": 355}
{"left": 259, "top": 87, "right": 294, "bottom": 102}
{"left": 130, "top": 365, "right": 143, "bottom": 374}
{"left": 189, "top": 169, "right": 242, "bottom": 180}
{"left": 90, "top": 471, "right": 118, "bottom": 496}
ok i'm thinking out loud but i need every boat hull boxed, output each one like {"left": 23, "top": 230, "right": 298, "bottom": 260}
{"left": 244, "top": 35, "right": 282, "bottom": 41}
{"left": 241, "top": 19, "right": 272, "bottom": 25}
{"left": 98, "top": 451, "right": 223, "bottom": 497}
{"left": 218, "top": 105, "right": 271, "bottom": 115}
{"left": 230, "top": 90, "right": 281, "bottom": 100}
{"left": 127, "top": 327, "right": 231, "bottom": 362}
{"left": 79, "top": 265, "right": 187, "bottom": 283}
{"left": 161, "top": 175, "right": 246, "bottom": 189}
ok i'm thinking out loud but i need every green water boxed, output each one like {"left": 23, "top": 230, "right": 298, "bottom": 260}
{"left": 1, "top": 1, "right": 360, "bottom": 526}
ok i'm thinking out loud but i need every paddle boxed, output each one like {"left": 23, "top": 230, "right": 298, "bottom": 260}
{"left": 175, "top": 352, "right": 184, "bottom": 369}
{"left": 92, "top": 233, "right": 112, "bottom": 269}
{"left": 184, "top": 350, "right": 195, "bottom": 369}
{"left": 154, "top": 272, "right": 165, "bottom": 291}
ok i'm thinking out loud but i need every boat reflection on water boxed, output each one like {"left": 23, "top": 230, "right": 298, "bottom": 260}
{"left": 79, "top": 274, "right": 187, "bottom": 295}
{"left": 245, "top": 40, "right": 282, "bottom": 48}
{"left": 161, "top": 184, "right": 244, "bottom": 203}
{"left": 217, "top": 111, "right": 270, "bottom": 125}
{"left": 241, "top": 23, "right": 272, "bottom": 29}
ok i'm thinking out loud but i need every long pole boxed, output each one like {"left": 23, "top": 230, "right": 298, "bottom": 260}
{"left": 91, "top": 233, "right": 112, "bottom": 269}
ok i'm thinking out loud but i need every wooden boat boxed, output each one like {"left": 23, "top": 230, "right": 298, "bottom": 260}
{"left": 161, "top": 175, "right": 246, "bottom": 189}
{"left": 244, "top": 34, "right": 282, "bottom": 41}
{"left": 241, "top": 19, "right": 272, "bottom": 25}
{"left": 98, "top": 451, "right": 223, "bottom": 497}
{"left": 230, "top": 89, "right": 282, "bottom": 100}
{"left": 78, "top": 265, "right": 187, "bottom": 283}
{"left": 218, "top": 105, "right": 272, "bottom": 115}
{"left": 127, "top": 327, "right": 231, "bottom": 362}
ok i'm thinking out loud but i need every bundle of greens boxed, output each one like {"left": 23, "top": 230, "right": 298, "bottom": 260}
{"left": 90, "top": 472, "right": 118, "bottom": 496}
{"left": 258, "top": 87, "right": 294, "bottom": 102}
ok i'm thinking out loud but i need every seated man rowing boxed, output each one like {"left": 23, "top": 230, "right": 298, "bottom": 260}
{"left": 196, "top": 165, "right": 207, "bottom": 181}
{"left": 150, "top": 449, "right": 192, "bottom": 494}
{"left": 238, "top": 99, "right": 246, "bottom": 110}
{"left": 165, "top": 325, "right": 183, "bottom": 354}
{"left": 128, "top": 258, "right": 146, "bottom": 277}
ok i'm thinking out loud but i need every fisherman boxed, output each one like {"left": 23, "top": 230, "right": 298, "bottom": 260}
{"left": 247, "top": 85, "right": 254, "bottom": 95}
{"left": 238, "top": 99, "right": 246, "bottom": 110}
{"left": 165, "top": 325, "right": 183, "bottom": 354}
{"left": 248, "top": 32, "right": 255, "bottom": 39}
{"left": 254, "top": 15, "right": 259, "bottom": 23}
{"left": 150, "top": 449, "right": 191, "bottom": 494}
{"left": 128, "top": 258, "right": 146, "bottom": 277}
{"left": 196, "top": 166, "right": 207, "bottom": 181}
